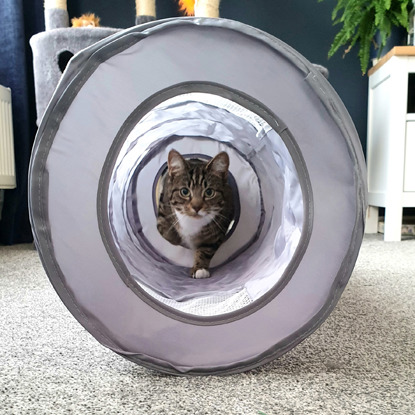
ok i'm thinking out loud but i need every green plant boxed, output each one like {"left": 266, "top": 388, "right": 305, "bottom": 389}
{"left": 320, "top": 0, "right": 411, "bottom": 73}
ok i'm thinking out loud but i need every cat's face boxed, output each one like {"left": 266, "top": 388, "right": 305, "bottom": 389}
{"left": 167, "top": 150, "right": 230, "bottom": 220}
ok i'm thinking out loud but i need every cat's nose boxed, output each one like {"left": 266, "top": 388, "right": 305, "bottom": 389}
{"left": 191, "top": 200, "right": 203, "bottom": 213}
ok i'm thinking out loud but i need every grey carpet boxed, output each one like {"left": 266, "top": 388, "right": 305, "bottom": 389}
{"left": 0, "top": 234, "right": 414, "bottom": 415}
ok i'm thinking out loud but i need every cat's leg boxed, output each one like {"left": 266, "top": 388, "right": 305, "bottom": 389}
{"left": 191, "top": 246, "right": 217, "bottom": 279}
{"left": 156, "top": 217, "right": 182, "bottom": 246}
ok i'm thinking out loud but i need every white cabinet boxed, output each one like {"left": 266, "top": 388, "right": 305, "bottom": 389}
{"left": 366, "top": 47, "right": 415, "bottom": 241}
{"left": 405, "top": 120, "right": 415, "bottom": 191}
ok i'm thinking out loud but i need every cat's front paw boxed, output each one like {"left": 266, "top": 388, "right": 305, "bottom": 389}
{"left": 192, "top": 268, "right": 210, "bottom": 279}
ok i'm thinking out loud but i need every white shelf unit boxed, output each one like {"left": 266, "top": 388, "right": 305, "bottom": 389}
{"left": 366, "top": 47, "right": 415, "bottom": 241}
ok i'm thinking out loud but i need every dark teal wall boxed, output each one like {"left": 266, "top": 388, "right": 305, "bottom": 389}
{"left": 69, "top": 0, "right": 368, "bottom": 153}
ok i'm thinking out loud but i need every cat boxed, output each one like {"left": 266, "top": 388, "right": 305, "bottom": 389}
{"left": 157, "top": 149, "right": 234, "bottom": 278}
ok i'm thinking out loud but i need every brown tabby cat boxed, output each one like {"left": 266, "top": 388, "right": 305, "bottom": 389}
{"left": 157, "top": 149, "right": 234, "bottom": 278}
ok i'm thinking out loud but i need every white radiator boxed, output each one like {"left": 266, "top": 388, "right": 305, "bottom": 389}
{"left": 0, "top": 85, "right": 16, "bottom": 189}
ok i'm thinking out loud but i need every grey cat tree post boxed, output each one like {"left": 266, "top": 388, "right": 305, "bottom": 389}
{"left": 30, "top": 0, "right": 120, "bottom": 125}
{"left": 31, "top": 0, "right": 165, "bottom": 125}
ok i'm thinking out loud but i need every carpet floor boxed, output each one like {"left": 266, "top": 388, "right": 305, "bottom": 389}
{"left": 0, "top": 234, "right": 414, "bottom": 415}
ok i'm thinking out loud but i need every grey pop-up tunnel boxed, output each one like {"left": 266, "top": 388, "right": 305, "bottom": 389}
{"left": 29, "top": 18, "right": 367, "bottom": 375}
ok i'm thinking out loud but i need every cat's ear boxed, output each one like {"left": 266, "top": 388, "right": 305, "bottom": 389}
{"left": 206, "top": 152, "right": 229, "bottom": 179}
{"left": 168, "top": 149, "right": 186, "bottom": 177}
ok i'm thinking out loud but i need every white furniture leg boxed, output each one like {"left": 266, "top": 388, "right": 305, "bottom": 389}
{"left": 384, "top": 205, "right": 403, "bottom": 241}
{"left": 365, "top": 206, "right": 379, "bottom": 234}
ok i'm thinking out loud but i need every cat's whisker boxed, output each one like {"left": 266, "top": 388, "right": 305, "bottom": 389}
{"left": 211, "top": 217, "right": 227, "bottom": 234}
{"left": 212, "top": 211, "right": 233, "bottom": 224}
{"left": 166, "top": 217, "right": 181, "bottom": 233}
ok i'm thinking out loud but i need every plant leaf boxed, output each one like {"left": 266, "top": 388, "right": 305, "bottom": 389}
{"left": 319, "top": 0, "right": 411, "bottom": 74}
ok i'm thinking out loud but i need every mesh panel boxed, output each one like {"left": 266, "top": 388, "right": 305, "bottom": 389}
{"left": 157, "top": 93, "right": 271, "bottom": 133}
{"left": 139, "top": 283, "right": 253, "bottom": 316}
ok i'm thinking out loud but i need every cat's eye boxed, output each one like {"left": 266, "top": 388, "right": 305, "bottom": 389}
{"left": 204, "top": 188, "right": 215, "bottom": 198}
{"left": 180, "top": 187, "right": 190, "bottom": 198}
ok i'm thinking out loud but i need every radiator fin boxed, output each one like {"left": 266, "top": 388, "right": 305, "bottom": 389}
{"left": 0, "top": 86, "right": 16, "bottom": 189}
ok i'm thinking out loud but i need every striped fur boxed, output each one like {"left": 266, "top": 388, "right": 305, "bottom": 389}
{"left": 157, "top": 149, "right": 234, "bottom": 278}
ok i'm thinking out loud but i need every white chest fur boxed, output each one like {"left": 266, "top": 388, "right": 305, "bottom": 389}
{"left": 175, "top": 211, "right": 213, "bottom": 249}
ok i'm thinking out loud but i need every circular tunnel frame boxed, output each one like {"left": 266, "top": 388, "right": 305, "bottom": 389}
{"left": 29, "top": 18, "right": 367, "bottom": 375}
{"left": 97, "top": 81, "right": 313, "bottom": 325}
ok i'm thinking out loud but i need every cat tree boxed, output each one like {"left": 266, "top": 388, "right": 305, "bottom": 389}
{"left": 30, "top": 0, "right": 221, "bottom": 125}
{"left": 30, "top": 0, "right": 119, "bottom": 125}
